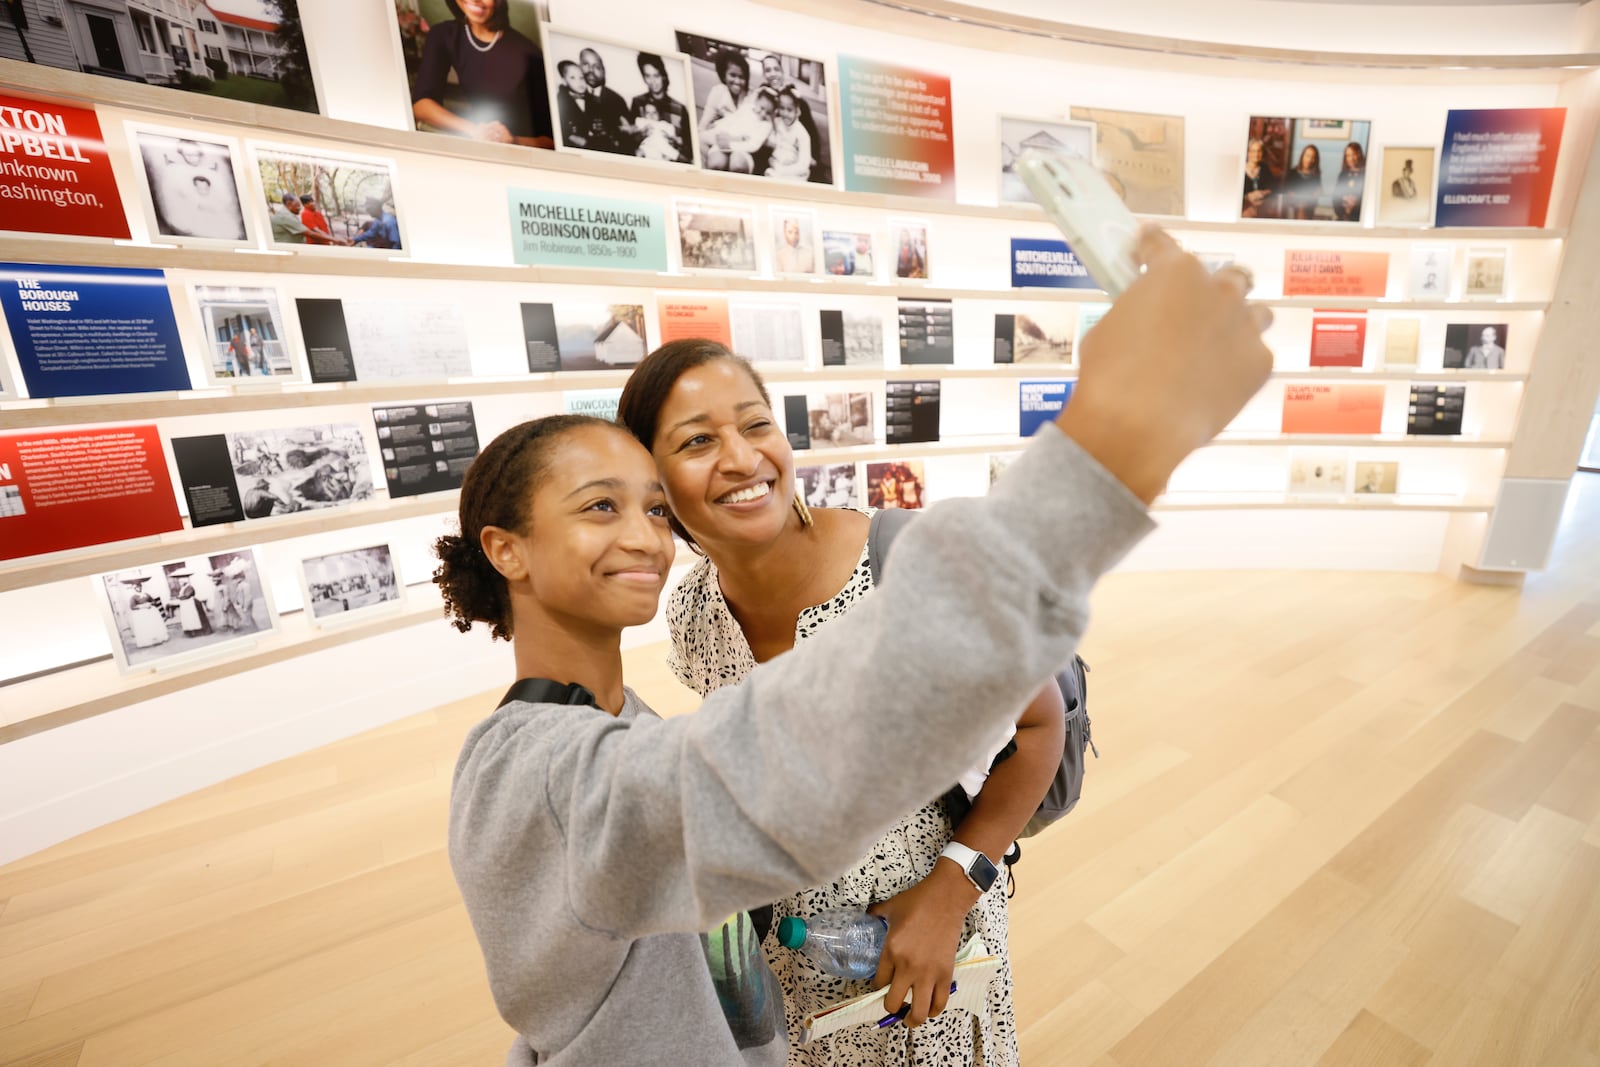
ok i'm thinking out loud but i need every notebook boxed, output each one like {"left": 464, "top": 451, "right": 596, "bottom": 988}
{"left": 797, "top": 934, "right": 1002, "bottom": 1044}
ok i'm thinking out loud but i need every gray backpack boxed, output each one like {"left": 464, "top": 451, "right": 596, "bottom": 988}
{"left": 866, "top": 507, "right": 1095, "bottom": 837}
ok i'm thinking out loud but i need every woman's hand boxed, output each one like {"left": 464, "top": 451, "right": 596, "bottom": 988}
{"left": 1246, "top": 188, "right": 1270, "bottom": 206}
{"left": 473, "top": 120, "right": 514, "bottom": 144}
{"left": 866, "top": 861, "right": 978, "bottom": 1027}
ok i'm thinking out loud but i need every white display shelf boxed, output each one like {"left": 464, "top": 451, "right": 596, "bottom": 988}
{"left": 0, "top": 591, "right": 449, "bottom": 746}
{"left": 1206, "top": 434, "right": 1511, "bottom": 449}
{"left": 1151, "top": 494, "right": 1492, "bottom": 513}
{"left": 0, "top": 59, "right": 1573, "bottom": 243}
{"left": 0, "top": 493, "right": 459, "bottom": 595}
{"left": 1269, "top": 369, "right": 1526, "bottom": 382}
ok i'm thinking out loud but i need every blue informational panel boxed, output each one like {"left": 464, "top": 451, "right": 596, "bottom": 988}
{"left": 1010, "top": 238, "right": 1099, "bottom": 290}
{"left": 1019, "top": 379, "right": 1075, "bottom": 437}
{"left": 0, "top": 263, "right": 191, "bottom": 398}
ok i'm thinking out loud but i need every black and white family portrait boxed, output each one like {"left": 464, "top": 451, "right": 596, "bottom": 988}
{"left": 545, "top": 28, "right": 695, "bottom": 165}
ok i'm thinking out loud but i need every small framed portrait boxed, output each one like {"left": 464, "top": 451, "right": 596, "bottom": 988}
{"left": 675, "top": 198, "right": 758, "bottom": 274}
{"left": 95, "top": 548, "right": 278, "bottom": 674}
{"left": 770, "top": 206, "right": 820, "bottom": 276}
{"left": 125, "top": 123, "right": 254, "bottom": 249}
{"left": 249, "top": 142, "right": 408, "bottom": 257}
{"left": 1353, "top": 461, "right": 1399, "bottom": 495}
{"left": 821, "top": 228, "right": 877, "bottom": 279}
{"left": 544, "top": 26, "right": 698, "bottom": 167}
{"left": 298, "top": 543, "right": 405, "bottom": 629}
{"left": 998, "top": 115, "right": 1095, "bottom": 205}
{"left": 1442, "top": 323, "right": 1509, "bottom": 370}
{"left": 889, "top": 218, "right": 930, "bottom": 281}
{"left": 797, "top": 462, "right": 859, "bottom": 508}
{"left": 1242, "top": 115, "right": 1372, "bottom": 223}
{"left": 866, "top": 459, "right": 926, "bottom": 510}
{"left": 1286, "top": 448, "right": 1349, "bottom": 496}
{"left": 1464, "top": 247, "right": 1508, "bottom": 299}
{"left": 1376, "top": 146, "right": 1435, "bottom": 227}
{"left": 190, "top": 284, "right": 301, "bottom": 384}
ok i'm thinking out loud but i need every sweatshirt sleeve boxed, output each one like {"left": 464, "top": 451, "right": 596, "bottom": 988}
{"left": 451, "top": 422, "right": 1153, "bottom": 939}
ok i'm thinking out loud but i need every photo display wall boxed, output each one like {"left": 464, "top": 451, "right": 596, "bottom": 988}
{"left": 0, "top": 6, "right": 1574, "bottom": 687}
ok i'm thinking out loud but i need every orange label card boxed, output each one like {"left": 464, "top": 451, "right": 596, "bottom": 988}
{"left": 658, "top": 295, "right": 732, "bottom": 347}
{"left": 1281, "top": 383, "right": 1384, "bottom": 434}
{"left": 1283, "top": 251, "right": 1390, "bottom": 297}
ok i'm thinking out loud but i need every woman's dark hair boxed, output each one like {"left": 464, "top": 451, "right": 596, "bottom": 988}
{"left": 433, "top": 414, "right": 618, "bottom": 640}
{"left": 636, "top": 52, "right": 669, "bottom": 87}
{"left": 714, "top": 50, "right": 748, "bottom": 85}
{"left": 445, "top": 0, "right": 510, "bottom": 32}
{"left": 616, "top": 339, "right": 771, "bottom": 548}
{"left": 1338, "top": 141, "right": 1366, "bottom": 177}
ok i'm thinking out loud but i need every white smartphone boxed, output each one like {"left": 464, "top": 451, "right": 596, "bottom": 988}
{"left": 1014, "top": 150, "right": 1142, "bottom": 297}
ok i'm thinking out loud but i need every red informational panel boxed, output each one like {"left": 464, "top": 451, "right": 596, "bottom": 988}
{"left": 657, "top": 295, "right": 732, "bottom": 347}
{"left": 0, "top": 93, "right": 131, "bottom": 239}
{"left": 0, "top": 426, "right": 182, "bottom": 561}
{"left": 1281, "top": 383, "right": 1385, "bottom": 434}
{"left": 1310, "top": 311, "right": 1368, "bottom": 368}
{"left": 1283, "top": 250, "right": 1389, "bottom": 297}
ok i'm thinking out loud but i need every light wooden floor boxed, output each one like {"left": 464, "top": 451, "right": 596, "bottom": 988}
{"left": 4, "top": 478, "right": 1599, "bottom": 1067}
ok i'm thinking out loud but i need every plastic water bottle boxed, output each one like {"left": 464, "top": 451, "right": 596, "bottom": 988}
{"left": 776, "top": 909, "right": 888, "bottom": 980}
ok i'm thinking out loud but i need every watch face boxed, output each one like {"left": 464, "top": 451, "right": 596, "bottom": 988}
{"left": 970, "top": 854, "right": 1000, "bottom": 893}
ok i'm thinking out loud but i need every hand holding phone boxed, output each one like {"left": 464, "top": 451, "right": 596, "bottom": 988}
{"left": 1014, "top": 151, "right": 1142, "bottom": 297}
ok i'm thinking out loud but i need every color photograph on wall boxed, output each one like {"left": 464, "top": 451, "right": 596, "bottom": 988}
{"left": 837, "top": 55, "right": 954, "bottom": 201}
{"left": 522, "top": 302, "right": 649, "bottom": 372}
{"left": 252, "top": 145, "right": 404, "bottom": 253}
{"left": 127, "top": 124, "right": 251, "bottom": 246}
{"left": 543, "top": 26, "right": 696, "bottom": 165}
{"left": 96, "top": 548, "right": 276, "bottom": 673}
{"left": 675, "top": 29, "right": 832, "bottom": 184}
{"left": 393, "top": 0, "right": 552, "bottom": 147}
{"left": 1376, "top": 145, "right": 1434, "bottom": 226}
{"left": 0, "top": 0, "right": 319, "bottom": 113}
{"left": 675, "top": 198, "right": 758, "bottom": 273}
{"left": 822, "top": 229, "right": 877, "bottom": 278}
{"left": 866, "top": 459, "right": 925, "bottom": 509}
{"left": 1070, "top": 106, "right": 1186, "bottom": 216}
{"left": 1435, "top": 108, "right": 1565, "bottom": 228}
{"left": 998, "top": 116, "right": 1094, "bottom": 205}
{"left": 192, "top": 283, "right": 296, "bottom": 381}
{"left": 1242, "top": 116, "right": 1371, "bottom": 222}
{"left": 994, "top": 306, "right": 1076, "bottom": 365}
{"left": 299, "top": 543, "right": 404, "bottom": 626}
{"left": 0, "top": 94, "right": 129, "bottom": 240}
{"left": 770, "top": 207, "right": 819, "bottom": 275}
{"left": 889, "top": 219, "right": 929, "bottom": 281}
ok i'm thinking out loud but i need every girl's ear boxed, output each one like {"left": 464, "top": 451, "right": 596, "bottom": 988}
{"left": 480, "top": 525, "right": 528, "bottom": 582}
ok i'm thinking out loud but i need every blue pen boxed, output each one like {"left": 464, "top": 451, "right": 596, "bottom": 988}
{"left": 875, "top": 982, "right": 958, "bottom": 1028}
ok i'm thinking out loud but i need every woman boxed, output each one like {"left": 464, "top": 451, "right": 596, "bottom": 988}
{"left": 1241, "top": 137, "right": 1275, "bottom": 218}
{"left": 629, "top": 52, "right": 691, "bottom": 163}
{"left": 618, "top": 342, "right": 1071, "bottom": 1067}
{"left": 1283, "top": 143, "right": 1323, "bottom": 220}
{"left": 410, "top": 0, "right": 554, "bottom": 148}
{"left": 436, "top": 228, "right": 1273, "bottom": 1065}
{"left": 1333, "top": 141, "right": 1366, "bottom": 222}
{"left": 701, "top": 50, "right": 754, "bottom": 169}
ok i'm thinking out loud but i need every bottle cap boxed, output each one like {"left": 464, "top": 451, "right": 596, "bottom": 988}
{"left": 777, "top": 916, "right": 807, "bottom": 949}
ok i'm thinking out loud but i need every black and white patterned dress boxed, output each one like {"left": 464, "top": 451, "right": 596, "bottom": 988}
{"left": 666, "top": 541, "right": 1019, "bottom": 1067}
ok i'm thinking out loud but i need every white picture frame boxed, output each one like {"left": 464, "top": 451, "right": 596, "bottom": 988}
{"left": 998, "top": 115, "right": 1096, "bottom": 206}
{"left": 187, "top": 282, "right": 304, "bottom": 385}
{"left": 544, "top": 25, "right": 700, "bottom": 170}
{"left": 124, "top": 121, "right": 256, "bottom": 250}
{"left": 820, "top": 226, "right": 880, "bottom": 281}
{"left": 1376, "top": 145, "right": 1436, "bottom": 227}
{"left": 674, "top": 198, "right": 759, "bottom": 275}
{"left": 1286, "top": 448, "right": 1349, "bottom": 497}
{"left": 888, "top": 218, "right": 931, "bottom": 283}
{"left": 247, "top": 141, "right": 410, "bottom": 259}
{"left": 94, "top": 548, "right": 279, "bottom": 675}
{"left": 1464, "top": 247, "right": 1509, "bottom": 300}
{"left": 297, "top": 542, "right": 406, "bottom": 630}
{"left": 770, "top": 205, "right": 821, "bottom": 277}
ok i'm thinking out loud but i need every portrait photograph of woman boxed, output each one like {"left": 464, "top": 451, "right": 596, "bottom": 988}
{"left": 395, "top": 0, "right": 554, "bottom": 149}
{"left": 1241, "top": 116, "right": 1372, "bottom": 223}
{"left": 675, "top": 29, "right": 833, "bottom": 184}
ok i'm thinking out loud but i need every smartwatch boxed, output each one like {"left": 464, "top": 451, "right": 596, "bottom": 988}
{"left": 939, "top": 841, "right": 1000, "bottom": 894}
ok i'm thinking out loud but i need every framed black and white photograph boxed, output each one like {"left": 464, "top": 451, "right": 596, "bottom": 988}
{"left": 191, "top": 284, "right": 298, "bottom": 382}
{"left": 544, "top": 26, "right": 697, "bottom": 166}
{"left": 4, "top": 1, "right": 320, "bottom": 114}
{"left": 250, "top": 144, "right": 407, "bottom": 256}
{"left": 527, "top": 303, "right": 649, "bottom": 371}
{"left": 392, "top": 0, "right": 553, "bottom": 147}
{"left": 889, "top": 219, "right": 929, "bottom": 281}
{"left": 126, "top": 124, "right": 252, "bottom": 247}
{"left": 1286, "top": 449, "right": 1349, "bottom": 496}
{"left": 822, "top": 229, "right": 877, "bottom": 279}
{"left": 999, "top": 116, "right": 1094, "bottom": 205}
{"left": 1464, "top": 247, "right": 1508, "bottom": 299}
{"left": 1377, "top": 146, "right": 1435, "bottom": 226}
{"left": 95, "top": 548, "right": 277, "bottom": 673}
{"left": 797, "top": 463, "right": 859, "bottom": 508}
{"left": 770, "top": 206, "right": 819, "bottom": 276}
{"left": 298, "top": 543, "right": 404, "bottom": 628}
{"left": 994, "top": 305, "right": 1076, "bottom": 365}
{"left": 675, "top": 29, "right": 833, "bottom": 184}
{"left": 807, "top": 392, "right": 874, "bottom": 447}
{"left": 1443, "top": 323, "right": 1509, "bottom": 370}
{"left": 675, "top": 199, "right": 758, "bottom": 273}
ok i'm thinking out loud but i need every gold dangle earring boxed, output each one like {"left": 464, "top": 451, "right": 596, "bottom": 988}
{"left": 792, "top": 491, "right": 814, "bottom": 529}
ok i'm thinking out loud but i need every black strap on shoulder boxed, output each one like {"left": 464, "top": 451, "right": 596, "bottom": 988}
{"left": 498, "top": 677, "right": 600, "bottom": 709}
{"left": 866, "top": 506, "right": 918, "bottom": 585}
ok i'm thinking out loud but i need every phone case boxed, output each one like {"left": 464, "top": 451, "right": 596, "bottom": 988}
{"left": 1014, "top": 152, "right": 1141, "bottom": 296}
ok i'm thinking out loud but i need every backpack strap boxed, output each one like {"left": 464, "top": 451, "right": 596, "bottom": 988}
{"left": 866, "top": 507, "right": 918, "bottom": 585}
{"left": 498, "top": 677, "right": 600, "bottom": 709}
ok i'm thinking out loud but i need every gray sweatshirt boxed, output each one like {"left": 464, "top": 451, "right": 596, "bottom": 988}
{"left": 448, "top": 422, "right": 1154, "bottom": 1065}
